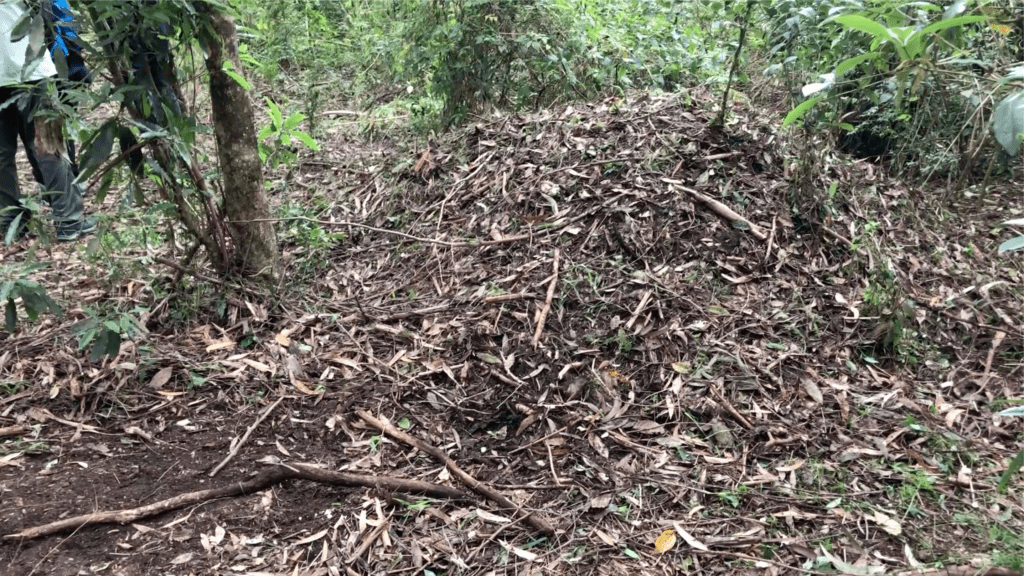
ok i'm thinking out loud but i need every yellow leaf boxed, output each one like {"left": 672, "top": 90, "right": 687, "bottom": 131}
{"left": 990, "top": 22, "right": 1012, "bottom": 35}
{"left": 293, "top": 381, "right": 319, "bottom": 396}
{"left": 655, "top": 529, "right": 676, "bottom": 553}
{"left": 275, "top": 332, "right": 291, "bottom": 346}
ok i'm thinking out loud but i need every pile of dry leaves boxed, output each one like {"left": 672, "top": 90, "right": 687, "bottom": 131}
{"left": 1, "top": 88, "right": 1022, "bottom": 576}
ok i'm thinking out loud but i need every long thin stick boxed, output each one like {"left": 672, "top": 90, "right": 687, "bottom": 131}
{"left": 5, "top": 463, "right": 468, "bottom": 540}
{"left": 532, "top": 249, "right": 560, "bottom": 348}
{"left": 662, "top": 179, "right": 767, "bottom": 240}
{"left": 209, "top": 396, "right": 283, "bottom": 477}
{"left": 356, "top": 410, "right": 556, "bottom": 535}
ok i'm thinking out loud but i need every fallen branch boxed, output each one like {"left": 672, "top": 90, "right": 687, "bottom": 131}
{"left": 380, "top": 292, "right": 536, "bottom": 322}
{"left": 662, "top": 179, "right": 767, "bottom": 241}
{"left": 356, "top": 410, "right": 556, "bottom": 536}
{"left": 710, "top": 386, "right": 753, "bottom": 431}
{"left": 0, "top": 425, "right": 29, "bottom": 438}
{"left": 5, "top": 463, "right": 468, "bottom": 540}
{"left": 209, "top": 396, "right": 283, "bottom": 477}
{"left": 532, "top": 249, "right": 560, "bottom": 348}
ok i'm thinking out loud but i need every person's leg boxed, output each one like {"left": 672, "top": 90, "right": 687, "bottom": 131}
{"left": 23, "top": 82, "right": 94, "bottom": 240}
{"left": 0, "top": 86, "right": 30, "bottom": 240}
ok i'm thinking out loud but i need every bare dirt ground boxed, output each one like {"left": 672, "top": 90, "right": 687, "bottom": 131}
{"left": 2, "top": 88, "right": 1023, "bottom": 576}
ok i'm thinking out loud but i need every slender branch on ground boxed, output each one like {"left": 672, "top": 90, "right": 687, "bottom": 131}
{"left": 356, "top": 410, "right": 557, "bottom": 536}
{"left": 531, "top": 248, "right": 560, "bottom": 348}
{"left": 4, "top": 463, "right": 469, "bottom": 540}
{"left": 209, "top": 396, "right": 283, "bottom": 477}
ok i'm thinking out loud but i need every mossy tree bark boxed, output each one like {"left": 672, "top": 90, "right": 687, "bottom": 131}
{"left": 202, "top": 9, "right": 280, "bottom": 279}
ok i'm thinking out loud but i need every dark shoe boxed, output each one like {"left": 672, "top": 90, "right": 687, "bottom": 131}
{"left": 55, "top": 215, "right": 97, "bottom": 242}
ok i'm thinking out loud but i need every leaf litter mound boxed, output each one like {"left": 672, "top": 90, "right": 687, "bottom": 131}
{"left": 2, "top": 88, "right": 1023, "bottom": 575}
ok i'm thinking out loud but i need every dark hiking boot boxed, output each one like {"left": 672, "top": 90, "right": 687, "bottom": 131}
{"left": 55, "top": 215, "right": 97, "bottom": 242}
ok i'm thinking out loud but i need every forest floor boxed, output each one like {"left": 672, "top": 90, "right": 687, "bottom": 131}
{"left": 1, "top": 85, "right": 1023, "bottom": 576}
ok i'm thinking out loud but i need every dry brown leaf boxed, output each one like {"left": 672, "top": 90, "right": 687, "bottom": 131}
{"left": 148, "top": 367, "right": 173, "bottom": 389}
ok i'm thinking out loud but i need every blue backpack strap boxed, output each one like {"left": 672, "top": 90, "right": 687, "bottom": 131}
{"left": 48, "top": 0, "right": 91, "bottom": 83}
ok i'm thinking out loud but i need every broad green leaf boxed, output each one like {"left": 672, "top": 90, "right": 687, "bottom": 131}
{"left": 834, "top": 15, "right": 894, "bottom": 42}
{"left": 283, "top": 112, "right": 306, "bottom": 131}
{"left": 921, "top": 15, "right": 987, "bottom": 35}
{"left": 292, "top": 131, "right": 320, "bottom": 151}
{"left": 999, "top": 236, "right": 1024, "bottom": 254}
{"left": 998, "top": 448, "right": 1024, "bottom": 494}
{"left": 265, "top": 97, "right": 283, "bottom": 128}
{"left": 835, "top": 52, "right": 879, "bottom": 77}
{"left": 1001, "top": 66, "right": 1024, "bottom": 84}
{"left": 907, "top": 15, "right": 987, "bottom": 56}
{"left": 223, "top": 68, "right": 251, "bottom": 91}
{"left": 4, "top": 211, "right": 24, "bottom": 245}
{"left": 782, "top": 96, "right": 822, "bottom": 129}
{"left": 95, "top": 171, "right": 115, "bottom": 205}
{"left": 78, "top": 120, "right": 116, "bottom": 176}
{"left": 992, "top": 91, "right": 1024, "bottom": 156}
{"left": 1000, "top": 406, "right": 1024, "bottom": 417}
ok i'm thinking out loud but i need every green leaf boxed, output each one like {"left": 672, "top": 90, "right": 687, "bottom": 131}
{"left": 993, "top": 91, "right": 1024, "bottom": 156}
{"left": 998, "top": 448, "right": 1024, "bottom": 494}
{"left": 476, "top": 352, "right": 501, "bottom": 365}
{"left": 1000, "top": 406, "right": 1024, "bottom": 417}
{"left": 782, "top": 96, "right": 822, "bottom": 129}
{"left": 4, "top": 211, "right": 24, "bottom": 245}
{"left": 9, "top": 8, "right": 34, "bottom": 42}
{"left": 623, "top": 548, "right": 640, "bottom": 559}
{"left": 907, "top": 15, "right": 987, "bottom": 57}
{"left": 919, "top": 15, "right": 986, "bottom": 36}
{"left": 223, "top": 68, "right": 251, "bottom": 91}
{"left": 90, "top": 329, "right": 122, "bottom": 362}
{"left": 398, "top": 417, "right": 412, "bottom": 430}
{"left": 292, "top": 131, "right": 320, "bottom": 151}
{"left": 103, "top": 320, "right": 121, "bottom": 333}
{"left": 5, "top": 299, "right": 15, "bottom": 333}
{"left": 78, "top": 121, "right": 116, "bottom": 176}
{"left": 998, "top": 235, "right": 1024, "bottom": 254}
{"left": 835, "top": 52, "right": 879, "bottom": 77}
{"left": 834, "top": 15, "right": 894, "bottom": 42}
{"left": 78, "top": 327, "right": 96, "bottom": 350}
{"left": 265, "top": 97, "right": 283, "bottom": 128}
{"left": 283, "top": 112, "right": 306, "bottom": 131}
{"left": 95, "top": 171, "right": 115, "bottom": 205}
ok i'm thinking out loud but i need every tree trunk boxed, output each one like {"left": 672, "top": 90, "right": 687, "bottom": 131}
{"left": 203, "top": 10, "right": 279, "bottom": 279}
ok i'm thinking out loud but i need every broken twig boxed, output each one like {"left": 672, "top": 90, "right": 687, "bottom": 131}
{"left": 531, "top": 249, "right": 560, "bottom": 348}
{"left": 210, "top": 396, "right": 283, "bottom": 477}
